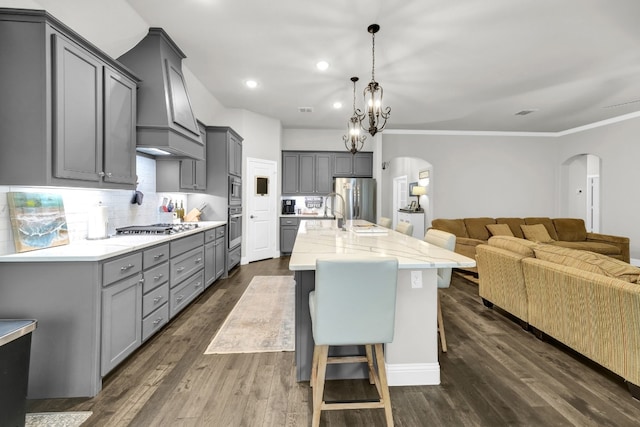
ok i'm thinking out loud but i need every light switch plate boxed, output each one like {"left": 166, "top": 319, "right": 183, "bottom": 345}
{"left": 411, "top": 270, "right": 422, "bottom": 288}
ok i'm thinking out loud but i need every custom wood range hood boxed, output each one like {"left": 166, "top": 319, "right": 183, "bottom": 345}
{"left": 118, "top": 28, "right": 204, "bottom": 160}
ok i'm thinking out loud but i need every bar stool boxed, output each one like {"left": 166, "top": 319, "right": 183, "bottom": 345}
{"left": 309, "top": 257, "right": 398, "bottom": 427}
{"left": 378, "top": 216, "right": 392, "bottom": 228}
{"left": 423, "top": 229, "right": 456, "bottom": 352}
{"left": 395, "top": 221, "right": 413, "bottom": 236}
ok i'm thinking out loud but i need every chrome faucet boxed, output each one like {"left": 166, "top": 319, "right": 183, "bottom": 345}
{"left": 324, "top": 192, "right": 346, "bottom": 219}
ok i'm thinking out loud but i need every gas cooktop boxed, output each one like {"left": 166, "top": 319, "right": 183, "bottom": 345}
{"left": 115, "top": 223, "right": 199, "bottom": 235}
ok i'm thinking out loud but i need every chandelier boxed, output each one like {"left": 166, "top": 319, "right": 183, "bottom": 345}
{"left": 357, "top": 24, "right": 390, "bottom": 137}
{"left": 343, "top": 77, "right": 366, "bottom": 154}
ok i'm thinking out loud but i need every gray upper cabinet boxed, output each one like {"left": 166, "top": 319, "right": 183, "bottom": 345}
{"left": 228, "top": 132, "right": 243, "bottom": 177}
{"left": 0, "top": 9, "right": 139, "bottom": 189}
{"left": 281, "top": 151, "right": 372, "bottom": 195}
{"left": 206, "top": 126, "right": 244, "bottom": 197}
{"left": 333, "top": 152, "right": 373, "bottom": 177}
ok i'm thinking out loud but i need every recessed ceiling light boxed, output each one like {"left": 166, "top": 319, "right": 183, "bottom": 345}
{"left": 333, "top": 102, "right": 342, "bottom": 109}
{"left": 245, "top": 80, "right": 258, "bottom": 89}
{"left": 316, "top": 61, "right": 329, "bottom": 71}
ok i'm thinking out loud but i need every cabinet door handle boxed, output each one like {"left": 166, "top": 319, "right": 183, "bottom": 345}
{"left": 177, "top": 267, "right": 185, "bottom": 272}
{"left": 176, "top": 295, "right": 184, "bottom": 302}
{"left": 154, "top": 274, "right": 164, "bottom": 281}
{"left": 121, "top": 263, "right": 134, "bottom": 271}
{"left": 195, "top": 257, "right": 202, "bottom": 263}
{"left": 153, "top": 317, "right": 163, "bottom": 325}
{"left": 153, "top": 253, "right": 165, "bottom": 260}
{"left": 195, "top": 282, "right": 203, "bottom": 288}
{"left": 99, "top": 171, "right": 105, "bottom": 177}
{"left": 106, "top": 172, "right": 112, "bottom": 177}
{"left": 138, "top": 278, "right": 145, "bottom": 284}
{"left": 153, "top": 296, "right": 163, "bottom": 303}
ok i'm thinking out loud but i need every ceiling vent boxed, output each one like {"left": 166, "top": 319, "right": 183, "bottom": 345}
{"left": 515, "top": 109, "right": 538, "bottom": 116}
{"left": 298, "top": 107, "right": 314, "bottom": 113}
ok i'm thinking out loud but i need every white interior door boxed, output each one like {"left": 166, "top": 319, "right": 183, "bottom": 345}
{"left": 246, "top": 158, "right": 277, "bottom": 263}
{"left": 392, "top": 175, "right": 408, "bottom": 229}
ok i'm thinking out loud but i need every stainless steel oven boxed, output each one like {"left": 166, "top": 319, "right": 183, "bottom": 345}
{"left": 229, "top": 176, "right": 242, "bottom": 205}
{"left": 228, "top": 206, "right": 242, "bottom": 249}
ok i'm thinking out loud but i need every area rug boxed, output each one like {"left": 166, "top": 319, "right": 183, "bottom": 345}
{"left": 26, "top": 411, "right": 92, "bottom": 427}
{"left": 204, "top": 275, "right": 295, "bottom": 354}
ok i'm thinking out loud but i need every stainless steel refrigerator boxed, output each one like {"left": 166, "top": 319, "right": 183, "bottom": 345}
{"left": 333, "top": 177, "right": 377, "bottom": 223}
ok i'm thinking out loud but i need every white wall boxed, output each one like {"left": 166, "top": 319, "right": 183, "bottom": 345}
{"left": 558, "top": 118, "right": 640, "bottom": 259}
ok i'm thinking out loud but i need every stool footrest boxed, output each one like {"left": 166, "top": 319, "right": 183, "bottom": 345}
{"left": 322, "top": 399, "right": 386, "bottom": 411}
{"left": 327, "top": 355, "right": 368, "bottom": 364}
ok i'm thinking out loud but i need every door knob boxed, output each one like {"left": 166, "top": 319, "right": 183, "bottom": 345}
{"left": 250, "top": 215, "right": 255, "bottom": 219}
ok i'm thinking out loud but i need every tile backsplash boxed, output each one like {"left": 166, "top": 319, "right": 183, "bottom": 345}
{"left": 0, "top": 156, "right": 187, "bottom": 256}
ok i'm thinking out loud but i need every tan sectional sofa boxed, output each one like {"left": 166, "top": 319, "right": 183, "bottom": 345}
{"left": 477, "top": 236, "right": 640, "bottom": 399}
{"left": 431, "top": 217, "right": 630, "bottom": 272}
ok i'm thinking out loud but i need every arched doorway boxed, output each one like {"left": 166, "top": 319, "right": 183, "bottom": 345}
{"left": 381, "top": 157, "right": 433, "bottom": 230}
{"left": 560, "top": 154, "right": 600, "bottom": 232}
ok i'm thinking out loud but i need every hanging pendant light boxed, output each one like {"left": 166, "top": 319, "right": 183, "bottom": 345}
{"left": 343, "top": 77, "right": 366, "bottom": 154}
{"left": 357, "top": 24, "right": 390, "bottom": 137}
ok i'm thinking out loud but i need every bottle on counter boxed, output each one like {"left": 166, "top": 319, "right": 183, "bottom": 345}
{"left": 167, "top": 200, "right": 174, "bottom": 212}
{"left": 178, "top": 201, "right": 184, "bottom": 221}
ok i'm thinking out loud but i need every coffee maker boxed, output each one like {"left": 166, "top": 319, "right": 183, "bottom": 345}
{"left": 282, "top": 199, "right": 296, "bottom": 214}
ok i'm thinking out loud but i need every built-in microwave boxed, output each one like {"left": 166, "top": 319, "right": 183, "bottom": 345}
{"left": 229, "top": 176, "right": 241, "bottom": 205}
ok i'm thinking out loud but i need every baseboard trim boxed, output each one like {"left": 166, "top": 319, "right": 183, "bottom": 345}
{"left": 385, "top": 362, "right": 440, "bottom": 386}
{"left": 631, "top": 258, "right": 640, "bottom": 267}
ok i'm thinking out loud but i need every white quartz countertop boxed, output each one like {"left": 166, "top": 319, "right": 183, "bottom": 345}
{"left": 289, "top": 219, "right": 476, "bottom": 271}
{"left": 0, "top": 221, "right": 226, "bottom": 263}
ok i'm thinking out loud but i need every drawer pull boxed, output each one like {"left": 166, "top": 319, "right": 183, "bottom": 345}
{"left": 153, "top": 253, "right": 165, "bottom": 260}
{"left": 154, "top": 274, "right": 164, "bottom": 281}
{"left": 153, "top": 317, "right": 163, "bottom": 325}
{"left": 120, "top": 263, "right": 134, "bottom": 271}
{"left": 195, "top": 257, "right": 203, "bottom": 263}
{"left": 195, "top": 281, "right": 203, "bottom": 288}
{"left": 176, "top": 295, "right": 184, "bottom": 302}
{"left": 176, "top": 267, "right": 185, "bottom": 272}
{"left": 153, "top": 296, "right": 164, "bottom": 303}
{"left": 139, "top": 278, "right": 145, "bottom": 284}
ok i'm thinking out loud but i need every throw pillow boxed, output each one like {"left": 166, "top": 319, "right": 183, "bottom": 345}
{"left": 486, "top": 223, "right": 514, "bottom": 237}
{"left": 521, "top": 224, "right": 555, "bottom": 243}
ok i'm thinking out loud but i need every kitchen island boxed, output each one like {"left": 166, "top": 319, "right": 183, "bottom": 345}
{"left": 289, "top": 219, "right": 476, "bottom": 386}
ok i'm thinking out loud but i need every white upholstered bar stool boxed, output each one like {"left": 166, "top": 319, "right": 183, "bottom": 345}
{"left": 395, "top": 221, "right": 413, "bottom": 236}
{"left": 423, "top": 229, "right": 456, "bottom": 352}
{"left": 309, "top": 257, "right": 398, "bottom": 427}
{"left": 378, "top": 216, "right": 392, "bottom": 228}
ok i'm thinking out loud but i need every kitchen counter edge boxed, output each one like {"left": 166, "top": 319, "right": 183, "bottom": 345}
{"left": 0, "top": 221, "right": 227, "bottom": 263}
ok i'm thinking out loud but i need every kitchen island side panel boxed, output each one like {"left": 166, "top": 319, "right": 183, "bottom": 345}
{"left": 0, "top": 262, "right": 102, "bottom": 398}
{"left": 294, "top": 270, "right": 368, "bottom": 382}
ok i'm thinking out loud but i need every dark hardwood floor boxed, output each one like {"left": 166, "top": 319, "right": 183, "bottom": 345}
{"left": 27, "top": 258, "right": 640, "bottom": 426}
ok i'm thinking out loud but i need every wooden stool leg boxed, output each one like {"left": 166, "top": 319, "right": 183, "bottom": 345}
{"left": 438, "top": 293, "right": 447, "bottom": 353}
{"left": 365, "top": 344, "right": 375, "bottom": 385}
{"left": 312, "top": 345, "right": 329, "bottom": 427}
{"left": 311, "top": 344, "right": 320, "bottom": 388}
{"left": 374, "top": 343, "right": 394, "bottom": 427}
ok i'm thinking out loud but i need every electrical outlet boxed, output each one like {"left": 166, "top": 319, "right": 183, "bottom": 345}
{"left": 411, "top": 270, "right": 422, "bottom": 288}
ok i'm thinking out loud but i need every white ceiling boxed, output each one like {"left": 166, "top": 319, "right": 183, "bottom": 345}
{"left": 125, "top": 0, "right": 640, "bottom": 133}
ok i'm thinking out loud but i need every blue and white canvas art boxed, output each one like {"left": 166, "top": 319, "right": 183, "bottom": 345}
{"left": 7, "top": 192, "right": 70, "bottom": 252}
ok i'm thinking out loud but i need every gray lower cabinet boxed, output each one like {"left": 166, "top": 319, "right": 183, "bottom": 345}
{"left": 101, "top": 253, "right": 144, "bottom": 376}
{"left": 204, "top": 226, "right": 226, "bottom": 287}
{"left": 169, "top": 233, "right": 205, "bottom": 318}
{"left": 280, "top": 217, "right": 300, "bottom": 254}
{"left": 0, "top": 9, "right": 138, "bottom": 189}
{"left": 141, "top": 244, "right": 170, "bottom": 342}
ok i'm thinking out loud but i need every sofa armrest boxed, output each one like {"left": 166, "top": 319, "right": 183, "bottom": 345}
{"left": 455, "top": 237, "right": 485, "bottom": 258}
{"left": 586, "top": 232, "right": 630, "bottom": 263}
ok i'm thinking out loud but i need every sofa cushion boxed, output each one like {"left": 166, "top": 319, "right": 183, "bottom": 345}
{"left": 553, "top": 218, "right": 587, "bottom": 242}
{"left": 488, "top": 235, "right": 537, "bottom": 257}
{"left": 521, "top": 224, "right": 555, "bottom": 243}
{"left": 431, "top": 219, "right": 468, "bottom": 238}
{"left": 524, "top": 217, "right": 559, "bottom": 240}
{"left": 486, "top": 223, "right": 514, "bottom": 237}
{"left": 534, "top": 245, "right": 640, "bottom": 283}
{"left": 496, "top": 218, "right": 526, "bottom": 238}
{"left": 550, "top": 241, "right": 621, "bottom": 256}
{"left": 464, "top": 217, "right": 496, "bottom": 241}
